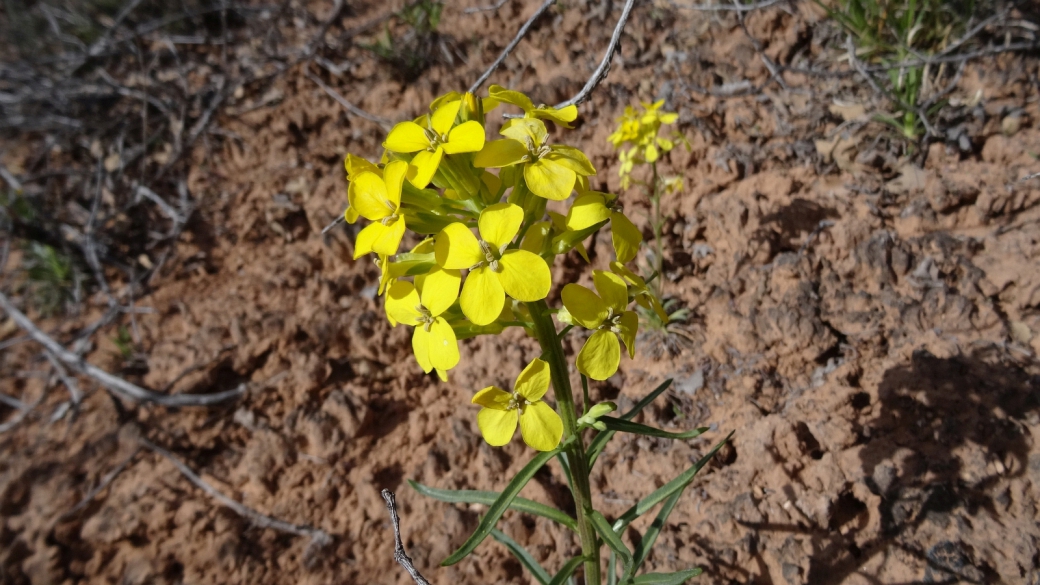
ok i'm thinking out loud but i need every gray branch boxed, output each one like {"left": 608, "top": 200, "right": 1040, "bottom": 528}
{"left": 382, "top": 489, "right": 433, "bottom": 585}
{"left": 468, "top": 0, "right": 556, "bottom": 94}
{"left": 554, "top": 0, "right": 637, "bottom": 109}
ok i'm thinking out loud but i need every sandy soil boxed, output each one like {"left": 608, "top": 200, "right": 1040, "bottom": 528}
{"left": 2, "top": 1, "right": 1040, "bottom": 584}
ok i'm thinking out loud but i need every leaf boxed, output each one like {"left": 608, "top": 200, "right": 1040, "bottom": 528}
{"left": 409, "top": 480, "right": 577, "bottom": 531}
{"left": 591, "top": 511, "right": 632, "bottom": 579}
{"left": 491, "top": 529, "right": 551, "bottom": 585}
{"left": 612, "top": 432, "right": 734, "bottom": 533}
{"left": 598, "top": 417, "right": 708, "bottom": 441}
{"left": 551, "top": 219, "right": 608, "bottom": 255}
{"left": 440, "top": 448, "right": 560, "bottom": 565}
{"left": 631, "top": 490, "right": 682, "bottom": 573}
{"left": 631, "top": 569, "right": 703, "bottom": 585}
{"left": 607, "top": 550, "right": 618, "bottom": 585}
{"left": 587, "top": 379, "right": 674, "bottom": 468}
{"left": 548, "top": 557, "right": 586, "bottom": 585}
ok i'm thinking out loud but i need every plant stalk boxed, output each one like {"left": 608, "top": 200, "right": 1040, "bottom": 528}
{"left": 526, "top": 299, "right": 601, "bottom": 585}
{"left": 650, "top": 161, "right": 664, "bottom": 299}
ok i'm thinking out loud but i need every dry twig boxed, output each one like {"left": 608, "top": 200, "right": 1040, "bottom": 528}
{"left": 382, "top": 489, "right": 433, "bottom": 585}
{"left": 555, "top": 0, "right": 637, "bottom": 108}
{"left": 61, "top": 447, "right": 142, "bottom": 519}
{"left": 0, "top": 291, "right": 244, "bottom": 407}
{"left": 468, "top": 0, "right": 556, "bottom": 93}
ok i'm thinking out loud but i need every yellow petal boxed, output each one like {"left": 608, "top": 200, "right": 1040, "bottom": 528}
{"left": 498, "top": 250, "right": 551, "bottom": 302}
{"left": 501, "top": 118, "right": 548, "bottom": 147}
{"left": 617, "top": 310, "right": 638, "bottom": 358}
{"left": 435, "top": 223, "right": 484, "bottom": 269}
{"left": 567, "top": 193, "right": 610, "bottom": 231}
{"left": 474, "top": 139, "right": 528, "bottom": 168}
{"left": 478, "top": 202, "right": 523, "bottom": 250}
{"left": 477, "top": 407, "right": 518, "bottom": 447}
{"left": 609, "top": 261, "right": 647, "bottom": 289}
{"left": 460, "top": 265, "right": 504, "bottom": 326}
{"left": 520, "top": 220, "right": 551, "bottom": 255}
{"left": 593, "top": 270, "right": 629, "bottom": 313}
{"left": 442, "top": 121, "right": 486, "bottom": 154}
{"left": 561, "top": 284, "right": 608, "bottom": 329}
{"left": 420, "top": 266, "right": 461, "bottom": 316}
{"left": 536, "top": 104, "right": 578, "bottom": 127}
{"left": 351, "top": 172, "right": 393, "bottom": 220}
{"left": 409, "top": 148, "right": 443, "bottom": 189}
{"left": 488, "top": 85, "right": 535, "bottom": 113}
{"left": 344, "top": 154, "right": 380, "bottom": 178}
{"left": 412, "top": 327, "right": 433, "bottom": 373}
{"left": 547, "top": 146, "right": 596, "bottom": 176}
{"left": 472, "top": 385, "right": 513, "bottom": 409}
{"left": 576, "top": 329, "right": 621, "bottom": 381}
{"left": 383, "top": 160, "right": 408, "bottom": 208}
{"left": 385, "top": 121, "right": 430, "bottom": 153}
{"left": 427, "top": 318, "right": 460, "bottom": 371}
{"left": 354, "top": 216, "right": 405, "bottom": 258}
{"left": 513, "top": 358, "right": 550, "bottom": 401}
{"left": 385, "top": 280, "right": 422, "bottom": 326}
{"left": 344, "top": 205, "right": 359, "bottom": 224}
{"left": 430, "top": 100, "right": 463, "bottom": 135}
{"left": 525, "top": 159, "right": 576, "bottom": 201}
{"left": 519, "top": 401, "right": 563, "bottom": 451}
{"left": 611, "top": 211, "right": 642, "bottom": 264}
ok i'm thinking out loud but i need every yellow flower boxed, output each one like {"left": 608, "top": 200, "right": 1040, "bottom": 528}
{"left": 487, "top": 85, "right": 578, "bottom": 128}
{"left": 520, "top": 210, "right": 590, "bottom": 262}
{"left": 565, "top": 192, "right": 642, "bottom": 264}
{"left": 434, "top": 202, "right": 551, "bottom": 325}
{"left": 609, "top": 261, "right": 667, "bottom": 322}
{"left": 352, "top": 160, "right": 409, "bottom": 258}
{"left": 344, "top": 154, "right": 382, "bottom": 224}
{"left": 473, "top": 118, "right": 595, "bottom": 201}
{"left": 471, "top": 358, "right": 563, "bottom": 451}
{"left": 385, "top": 268, "right": 462, "bottom": 377}
{"left": 561, "top": 271, "right": 638, "bottom": 381}
{"left": 384, "top": 100, "right": 486, "bottom": 189}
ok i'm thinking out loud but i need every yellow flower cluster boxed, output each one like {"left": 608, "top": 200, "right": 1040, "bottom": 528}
{"left": 607, "top": 99, "right": 679, "bottom": 189}
{"left": 344, "top": 87, "right": 665, "bottom": 451}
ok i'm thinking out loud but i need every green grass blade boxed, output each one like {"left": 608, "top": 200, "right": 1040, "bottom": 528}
{"left": 632, "top": 569, "right": 703, "bottom": 584}
{"left": 548, "top": 556, "right": 587, "bottom": 585}
{"left": 409, "top": 480, "right": 577, "bottom": 531}
{"left": 591, "top": 510, "right": 633, "bottom": 579}
{"left": 587, "top": 379, "right": 674, "bottom": 468}
{"left": 612, "top": 432, "right": 734, "bottom": 533}
{"left": 598, "top": 417, "right": 709, "bottom": 441}
{"left": 491, "top": 528, "right": 551, "bottom": 585}
{"left": 440, "top": 448, "right": 560, "bottom": 565}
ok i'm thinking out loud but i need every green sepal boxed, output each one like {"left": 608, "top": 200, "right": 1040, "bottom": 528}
{"left": 631, "top": 569, "right": 702, "bottom": 584}
{"left": 440, "top": 447, "right": 561, "bottom": 565}
{"left": 597, "top": 417, "right": 709, "bottom": 441}
{"left": 405, "top": 210, "right": 468, "bottom": 235}
{"left": 587, "top": 379, "right": 674, "bottom": 468}
{"left": 551, "top": 219, "right": 607, "bottom": 255}
{"left": 409, "top": 480, "right": 577, "bottom": 531}
{"left": 491, "top": 528, "right": 551, "bottom": 585}
{"left": 450, "top": 320, "right": 507, "bottom": 341}
{"left": 591, "top": 510, "right": 633, "bottom": 579}
{"left": 388, "top": 252, "right": 437, "bottom": 278}
{"left": 612, "top": 432, "right": 734, "bottom": 534}
{"left": 549, "top": 557, "right": 587, "bottom": 585}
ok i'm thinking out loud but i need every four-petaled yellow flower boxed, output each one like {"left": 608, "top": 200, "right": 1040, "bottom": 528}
{"left": 385, "top": 267, "right": 462, "bottom": 379}
{"left": 344, "top": 153, "right": 382, "bottom": 224}
{"left": 474, "top": 119, "right": 595, "bottom": 201}
{"left": 384, "top": 100, "right": 486, "bottom": 189}
{"left": 566, "top": 192, "right": 643, "bottom": 264}
{"left": 352, "top": 160, "right": 409, "bottom": 258}
{"left": 472, "top": 358, "right": 563, "bottom": 451}
{"left": 562, "top": 271, "right": 638, "bottom": 381}
{"left": 487, "top": 85, "right": 578, "bottom": 128}
{"left": 435, "top": 202, "right": 551, "bottom": 325}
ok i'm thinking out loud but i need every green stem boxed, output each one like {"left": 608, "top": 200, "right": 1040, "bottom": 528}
{"left": 526, "top": 300, "right": 601, "bottom": 585}
{"left": 650, "top": 161, "right": 663, "bottom": 300}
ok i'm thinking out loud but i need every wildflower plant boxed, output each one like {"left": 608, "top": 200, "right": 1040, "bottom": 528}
{"left": 343, "top": 88, "right": 729, "bottom": 585}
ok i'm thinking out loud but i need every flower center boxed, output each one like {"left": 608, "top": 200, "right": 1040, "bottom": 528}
{"left": 380, "top": 211, "right": 399, "bottom": 226}
{"left": 602, "top": 308, "right": 623, "bottom": 334}
{"left": 507, "top": 392, "right": 531, "bottom": 414}
{"left": 423, "top": 126, "right": 450, "bottom": 151}
{"left": 416, "top": 305, "right": 435, "bottom": 331}
{"left": 478, "top": 239, "right": 501, "bottom": 272}
{"left": 519, "top": 136, "right": 551, "bottom": 163}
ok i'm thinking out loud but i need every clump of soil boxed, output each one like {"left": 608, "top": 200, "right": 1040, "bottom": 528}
{"left": 2, "top": 1, "right": 1039, "bottom": 584}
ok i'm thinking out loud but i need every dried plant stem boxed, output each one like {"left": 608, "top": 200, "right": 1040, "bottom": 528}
{"left": 555, "top": 0, "right": 637, "bottom": 109}
{"left": 381, "top": 489, "right": 434, "bottom": 585}
{"left": 468, "top": 0, "right": 556, "bottom": 93}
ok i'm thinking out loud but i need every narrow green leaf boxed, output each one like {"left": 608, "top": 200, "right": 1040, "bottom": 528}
{"left": 587, "top": 379, "right": 674, "bottom": 468}
{"left": 613, "top": 432, "right": 734, "bottom": 533}
{"left": 607, "top": 550, "right": 618, "bottom": 585}
{"left": 631, "top": 490, "right": 682, "bottom": 572}
{"left": 555, "top": 451, "right": 575, "bottom": 492}
{"left": 548, "top": 556, "right": 587, "bottom": 585}
{"left": 632, "top": 569, "right": 702, "bottom": 585}
{"left": 551, "top": 219, "right": 608, "bottom": 255}
{"left": 491, "top": 528, "right": 551, "bottom": 585}
{"left": 440, "top": 448, "right": 560, "bottom": 566}
{"left": 598, "top": 417, "right": 708, "bottom": 441}
{"left": 591, "top": 510, "right": 633, "bottom": 578}
{"left": 410, "top": 480, "right": 577, "bottom": 532}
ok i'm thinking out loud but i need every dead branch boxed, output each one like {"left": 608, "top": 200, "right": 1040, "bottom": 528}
{"left": 381, "top": 489, "right": 433, "bottom": 585}
{"left": 305, "top": 71, "right": 393, "bottom": 128}
{"left": 554, "top": 0, "right": 637, "bottom": 109}
{"left": 0, "top": 291, "right": 245, "bottom": 407}
{"left": 468, "top": 0, "right": 556, "bottom": 93}
{"left": 44, "top": 350, "right": 83, "bottom": 405}
{"left": 142, "top": 437, "right": 332, "bottom": 547}
{"left": 60, "top": 446, "right": 142, "bottom": 519}
{"left": 732, "top": 0, "right": 787, "bottom": 90}
{"left": 465, "top": 0, "right": 510, "bottom": 14}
